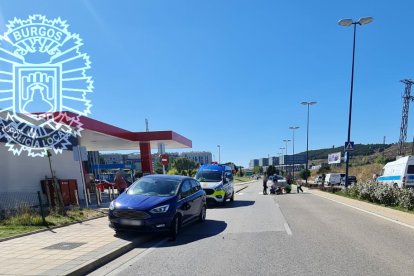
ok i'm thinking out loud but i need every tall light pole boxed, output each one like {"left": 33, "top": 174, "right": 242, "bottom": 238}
{"left": 279, "top": 147, "right": 286, "bottom": 174}
{"left": 339, "top": 16, "right": 373, "bottom": 188}
{"left": 289, "top": 126, "right": 299, "bottom": 183}
{"left": 301, "top": 101, "right": 317, "bottom": 185}
{"left": 217, "top": 145, "right": 221, "bottom": 164}
{"left": 282, "top": 140, "right": 291, "bottom": 175}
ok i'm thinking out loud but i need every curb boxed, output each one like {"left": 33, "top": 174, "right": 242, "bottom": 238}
{"left": 66, "top": 235, "right": 154, "bottom": 276}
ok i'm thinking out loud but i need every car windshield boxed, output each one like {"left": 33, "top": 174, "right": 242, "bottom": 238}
{"left": 195, "top": 171, "right": 222, "bottom": 182}
{"left": 127, "top": 178, "right": 180, "bottom": 196}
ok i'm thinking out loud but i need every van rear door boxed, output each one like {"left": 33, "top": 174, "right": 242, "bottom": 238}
{"left": 406, "top": 162, "right": 414, "bottom": 187}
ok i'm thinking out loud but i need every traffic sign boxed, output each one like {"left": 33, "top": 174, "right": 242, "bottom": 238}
{"left": 160, "top": 154, "right": 169, "bottom": 165}
{"left": 344, "top": 141, "right": 354, "bottom": 151}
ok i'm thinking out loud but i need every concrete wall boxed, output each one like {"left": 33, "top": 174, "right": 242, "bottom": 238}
{"left": 0, "top": 144, "right": 85, "bottom": 200}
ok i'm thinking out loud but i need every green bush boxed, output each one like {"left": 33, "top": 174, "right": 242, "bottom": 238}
{"left": 399, "top": 189, "right": 414, "bottom": 210}
{"left": 372, "top": 185, "right": 399, "bottom": 206}
{"left": 341, "top": 182, "right": 414, "bottom": 211}
{"left": 284, "top": 184, "right": 291, "bottom": 194}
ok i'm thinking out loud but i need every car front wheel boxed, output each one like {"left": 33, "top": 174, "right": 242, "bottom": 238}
{"left": 199, "top": 205, "right": 206, "bottom": 222}
{"left": 170, "top": 215, "right": 181, "bottom": 239}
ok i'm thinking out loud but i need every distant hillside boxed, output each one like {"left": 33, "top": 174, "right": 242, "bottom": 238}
{"left": 305, "top": 143, "right": 393, "bottom": 161}
{"left": 301, "top": 142, "right": 413, "bottom": 165}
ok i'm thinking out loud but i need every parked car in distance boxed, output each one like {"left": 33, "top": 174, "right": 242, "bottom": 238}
{"left": 340, "top": 175, "right": 357, "bottom": 186}
{"left": 95, "top": 179, "right": 115, "bottom": 192}
{"left": 324, "top": 173, "right": 342, "bottom": 186}
{"left": 108, "top": 174, "right": 207, "bottom": 238}
{"left": 314, "top": 175, "right": 322, "bottom": 184}
{"left": 267, "top": 175, "right": 288, "bottom": 187}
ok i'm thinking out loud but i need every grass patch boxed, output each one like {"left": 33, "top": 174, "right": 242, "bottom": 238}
{"left": 0, "top": 208, "right": 107, "bottom": 240}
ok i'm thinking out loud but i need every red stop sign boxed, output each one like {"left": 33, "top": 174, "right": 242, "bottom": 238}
{"left": 160, "top": 154, "right": 169, "bottom": 165}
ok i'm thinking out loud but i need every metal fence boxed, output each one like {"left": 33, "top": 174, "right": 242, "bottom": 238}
{"left": 0, "top": 191, "right": 45, "bottom": 220}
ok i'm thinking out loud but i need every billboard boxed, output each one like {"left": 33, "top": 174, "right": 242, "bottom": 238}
{"left": 328, "top": 152, "right": 341, "bottom": 164}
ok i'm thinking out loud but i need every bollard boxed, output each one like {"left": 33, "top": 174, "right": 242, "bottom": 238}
{"left": 87, "top": 188, "right": 91, "bottom": 204}
{"left": 110, "top": 186, "right": 114, "bottom": 200}
{"left": 74, "top": 189, "right": 79, "bottom": 206}
{"left": 37, "top": 191, "right": 47, "bottom": 226}
{"left": 97, "top": 189, "right": 102, "bottom": 206}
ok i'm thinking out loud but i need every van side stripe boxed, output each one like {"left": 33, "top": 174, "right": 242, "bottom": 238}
{"left": 377, "top": 176, "right": 401, "bottom": 181}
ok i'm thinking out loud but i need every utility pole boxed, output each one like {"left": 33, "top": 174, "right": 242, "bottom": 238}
{"left": 399, "top": 79, "right": 414, "bottom": 156}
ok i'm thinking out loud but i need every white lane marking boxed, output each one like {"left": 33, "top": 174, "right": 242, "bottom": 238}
{"left": 103, "top": 238, "right": 168, "bottom": 276}
{"left": 284, "top": 223, "right": 293, "bottom": 235}
{"left": 238, "top": 193, "right": 244, "bottom": 195}
{"left": 312, "top": 192, "right": 414, "bottom": 231}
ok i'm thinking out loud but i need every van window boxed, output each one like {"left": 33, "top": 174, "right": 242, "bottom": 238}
{"left": 407, "top": 165, "right": 414, "bottom": 174}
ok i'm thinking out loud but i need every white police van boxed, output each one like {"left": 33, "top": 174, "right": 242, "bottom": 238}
{"left": 194, "top": 164, "right": 234, "bottom": 205}
{"left": 377, "top": 156, "right": 414, "bottom": 188}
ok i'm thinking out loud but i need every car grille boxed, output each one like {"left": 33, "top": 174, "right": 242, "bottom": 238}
{"left": 113, "top": 210, "right": 150, "bottom": 219}
{"left": 203, "top": 188, "right": 214, "bottom": 195}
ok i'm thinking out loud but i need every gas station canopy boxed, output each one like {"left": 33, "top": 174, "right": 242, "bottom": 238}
{"left": 75, "top": 114, "right": 192, "bottom": 151}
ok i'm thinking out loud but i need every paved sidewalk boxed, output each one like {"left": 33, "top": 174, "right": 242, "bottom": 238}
{"left": 0, "top": 216, "right": 152, "bottom": 276}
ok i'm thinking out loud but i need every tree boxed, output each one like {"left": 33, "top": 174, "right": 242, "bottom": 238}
{"left": 253, "top": 165, "right": 261, "bottom": 174}
{"left": 170, "top": 157, "right": 197, "bottom": 174}
{"left": 266, "top": 165, "right": 276, "bottom": 176}
{"left": 317, "top": 163, "right": 331, "bottom": 174}
{"left": 299, "top": 169, "right": 311, "bottom": 180}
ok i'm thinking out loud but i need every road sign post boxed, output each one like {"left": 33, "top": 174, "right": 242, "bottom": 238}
{"left": 344, "top": 141, "right": 354, "bottom": 151}
{"left": 160, "top": 154, "right": 169, "bottom": 174}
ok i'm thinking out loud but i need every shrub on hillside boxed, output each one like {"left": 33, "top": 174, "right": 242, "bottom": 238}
{"left": 372, "top": 185, "right": 399, "bottom": 206}
{"left": 399, "top": 188, "right": 414, "bottom": 210}
{"left": 357, "top": 182, "right": 376, "bottom": 201}
{"left": 346, "top": 184, "right": 359, "bottom": 198}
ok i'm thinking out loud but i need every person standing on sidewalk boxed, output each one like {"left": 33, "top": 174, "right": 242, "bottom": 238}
{"left": 263, "top": 174, "right": 268, "bottom": 195}
{"left": 114, "top": 170, "right": 128, "bottom": 194}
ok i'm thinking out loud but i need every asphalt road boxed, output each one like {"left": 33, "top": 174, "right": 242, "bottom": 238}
{"left": 89, "top": 181, "right": 414, "bottom": 276}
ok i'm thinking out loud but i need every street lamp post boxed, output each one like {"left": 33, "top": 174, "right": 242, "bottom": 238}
{"left": 338, "top": 16, "right": 373, "bottom": 188}
{"left": 301, "top": 101, "right": 317, "bottom": 185}
{"left": 289, "top": 127, "right": 299, "bottom": 184}
{"left": 282, "top": 140, "right": 291, "bottom": 176}
{"left": 217, "top": 145, "right": 221, "bottom": 164}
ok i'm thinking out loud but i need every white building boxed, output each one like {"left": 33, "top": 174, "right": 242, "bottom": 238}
{"left": 181, "top": 151, "right": 212, "bottom": 165}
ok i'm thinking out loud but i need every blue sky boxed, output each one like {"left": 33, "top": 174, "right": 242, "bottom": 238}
{"left": 1, "top": 0, "right": 414, "bottom": 167}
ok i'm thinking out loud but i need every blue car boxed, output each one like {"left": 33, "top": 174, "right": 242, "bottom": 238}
{"left": 108, "top": 174, "right": 207, "bottom": 237}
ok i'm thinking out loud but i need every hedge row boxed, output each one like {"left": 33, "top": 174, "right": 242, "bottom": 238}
{"left": 344, "top": 183, "right": 414, "bottom": 210}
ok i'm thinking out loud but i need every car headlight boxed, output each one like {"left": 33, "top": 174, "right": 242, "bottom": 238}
{"left": 109, "top": 201, "right": 115, "bottom": 211}
{"left": 214, "top": 184, "right": 224, "bottom": 191}
{"left": 150, "top": 204, "right": 170, "bottom": 214}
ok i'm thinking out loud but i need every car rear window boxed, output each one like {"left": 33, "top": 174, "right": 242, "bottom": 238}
{"left": 127, "top": 178, "right": 180, "bottom": 196}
